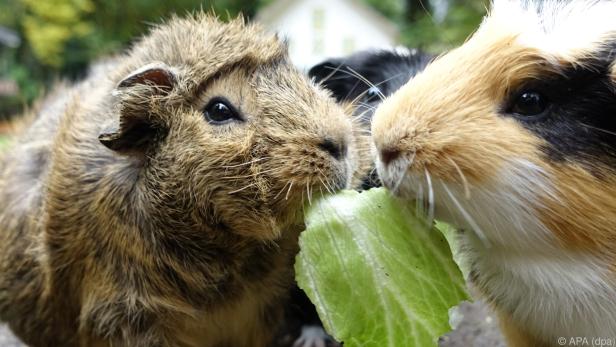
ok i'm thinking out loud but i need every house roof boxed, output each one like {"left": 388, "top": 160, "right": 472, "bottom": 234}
{"left": 256, "top": 0, "right": 399, "bottom": 39}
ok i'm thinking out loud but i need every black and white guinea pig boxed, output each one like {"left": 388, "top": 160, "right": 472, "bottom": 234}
{"left": 372, "top": 1, "right": 616, "bottom": 346}
{"left": 309, "top": 48, "right": 432, "bottom": 125}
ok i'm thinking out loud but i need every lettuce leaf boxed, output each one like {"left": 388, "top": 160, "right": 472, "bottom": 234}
{"left": 296, "top": 188, "right": 468, "bottom": 347}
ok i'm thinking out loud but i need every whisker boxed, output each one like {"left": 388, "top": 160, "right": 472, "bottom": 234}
{"left": 391, "top": 151, "right": 416, "bottom": 195}
{"left": 326, "top": 178, "right": 336, "bottom": 194}
{"left": 322, "top": 65, "right": 385, "bottom": 101}
{"left": 221, "top": 157, "right": 269, "bottom": 169}
{"left": 345, "top": 67, "right": 386, "bottom": 101}
{"left": 355, "top": 102, "right": 377, "bottom": 111}
{"left": 317, "top": 175, "right": 334, "bottom": 195}
{"left": 317, "top": 176, "right": 328, "bottom": 194}
{"left": 316, "top": 168, "right": 337, "bottom": 194}
{"left": 306, "top": 181, "right": 312, "bottom": 206}
{"left": 221, "top": 167, "right": 278, "bottom": 180}
{"left": 425, "top": 168, "right": 435, "bottom": 227}
{"left": 448, "top": 157, "right": 471, "bottom": 200}
{"left": 285, "top": 181, "right": 294, "bottom": 201}
{"left": 274, "top": 181, "right": 291, "bottom": 200}
{"left": 416, "top": 179, "right": 424, "bottom": 217}
{"left": 442, "top": 182, "right": 491, "bottom": 247}
{"left": 228, "top": 183, "right": 257, "bottom": 195}
{"left": 580, "top": 122, "right": 616, "bottom": 137}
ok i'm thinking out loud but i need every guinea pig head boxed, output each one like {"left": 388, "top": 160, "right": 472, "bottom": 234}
{"left": 101, "top": 15, "right": 356, "bottom": 241}
{"left": 372, "top": 0, "right": 616, "bottom": 253}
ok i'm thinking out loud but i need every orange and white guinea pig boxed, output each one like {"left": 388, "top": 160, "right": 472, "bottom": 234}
{"left": 371, "top": 1, "right": 616, "bottom": 346}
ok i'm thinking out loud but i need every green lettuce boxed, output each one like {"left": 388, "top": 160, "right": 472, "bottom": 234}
{"left": 296, "top": 188, "right": 469, "bottom": 347}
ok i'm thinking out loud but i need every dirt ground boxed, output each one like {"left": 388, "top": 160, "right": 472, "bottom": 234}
{"left": 0, "top": 325, "right": 22, "bottom": 347}
{"left": 440, "top": 300, "right": 506, "bottom": 347}
{"left": 0, "top": 300, "right": 504, "bottom": 347}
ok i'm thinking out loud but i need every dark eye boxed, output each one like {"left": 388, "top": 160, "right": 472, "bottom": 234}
{"left": 204, "top": 98, "right": 242, "bottom": 124}
{"left": 510, "top": 91, "right": 549, "bottom": 118}
{"left": 365, "top": 86, "right": 381, "bottom": 102}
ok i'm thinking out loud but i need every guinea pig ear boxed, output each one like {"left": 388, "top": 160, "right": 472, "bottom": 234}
{"left": 309, "top": 59, "right": 343, "bottom": 81}
{"left": 309, "top": 59, "right": 353, "bottom": 102}
{"left": 116, "top": 63, "right": 176, "bottom": 91}
{"left": 99, "top": 63, "right": 176, "bottom": 153}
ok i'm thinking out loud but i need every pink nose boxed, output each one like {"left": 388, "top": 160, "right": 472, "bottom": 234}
{"left": 380, "top": 148, "right": 401, "bottom": 166}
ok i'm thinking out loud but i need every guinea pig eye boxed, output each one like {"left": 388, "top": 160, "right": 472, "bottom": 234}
{"left": 203, "top": 98, "right": 242, "bottom": 124}
{"left": 510, "top": 91, "right": 549, "bottom": 118}
{"left": 365, "top": 86, "right": 381, "bottom": 102}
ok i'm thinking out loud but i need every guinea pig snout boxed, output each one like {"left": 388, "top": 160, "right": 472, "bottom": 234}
{"left": 374, "top": 128, "right": 422, "bottom": 168}
{"left": 373, "top": 123, "right": 430, "bottom": 194}
{"left": 318, "top": 137, "right": 347, "bottom": 160}
{"left": 379, "top": 147, "right": 402, "bottom": 167}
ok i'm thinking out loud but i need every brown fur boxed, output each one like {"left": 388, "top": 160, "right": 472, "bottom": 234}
{"left": 495, "top": 310, "right": 552, "bottom": 347}
{"left": 0, "top": 14, "right": 357, "bottom": 347}
{"left": 341, "top": 101, "right": 375, "bottom": 188}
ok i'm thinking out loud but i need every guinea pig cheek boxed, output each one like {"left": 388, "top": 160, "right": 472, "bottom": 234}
{"left": 266, "top": 142, "right": 347, "bottom": 203}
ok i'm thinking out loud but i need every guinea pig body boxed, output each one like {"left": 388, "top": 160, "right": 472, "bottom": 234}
{"left": 372, "top": 1, "right": 616, "bottom": 346}
{"left": 0, "top": 15, "right": 357, "bottom": 347}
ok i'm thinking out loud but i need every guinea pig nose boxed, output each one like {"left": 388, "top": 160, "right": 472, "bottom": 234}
{"left": 380, "top": 148, "right": 401, "bottom": 166}
{"left": 318, "top": 138, "right": 347, "bottom": 160}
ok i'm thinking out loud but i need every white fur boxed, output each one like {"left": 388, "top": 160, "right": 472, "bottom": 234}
{"left": 375, "top": 1, "right": 616, "bottom": 340}
{"left": 466, "top": 231, "right": 616, "bottom": 340}
{"left": 485, "top": 0, "right": 616, "bottom": 61}
{"left": 378, "top": 155, "right": 616, "bottom": 340}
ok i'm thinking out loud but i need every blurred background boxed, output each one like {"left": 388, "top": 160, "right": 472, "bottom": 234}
{"left": 0, "top": 0, "right": 487, "bottom": 119}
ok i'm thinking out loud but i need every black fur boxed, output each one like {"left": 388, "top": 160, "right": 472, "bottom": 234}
{"left": 502, "top": 50, "right": 616, "bottom": 170}
{"left": 309, "top": 49, "right": 432, "bottom": 124}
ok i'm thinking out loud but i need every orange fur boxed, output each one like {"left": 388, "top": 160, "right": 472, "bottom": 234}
{"left": 372, "top": 1, "right": 616, "bottom": 345}
{"left": 539, "top": 165, "right": 616, "bottom": 252}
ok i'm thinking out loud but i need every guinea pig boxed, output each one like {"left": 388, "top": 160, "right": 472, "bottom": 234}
{"left": 310, "top": 49, "right": 432, "bottom": 190}
{"left": 309, "top": 48, "right": 432, "bottom": 125}
{"left": 372, "top": 1, "right": 616, "bottom": 346}
{"left": 271, "top": 48, "right": 433, "bottom": 347}
{"left": 0, "top": 14, "right": 357, "bottom": 347}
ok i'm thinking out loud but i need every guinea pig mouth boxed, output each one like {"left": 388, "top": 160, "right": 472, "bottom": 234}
{"left": 376, "top": 153, "right": 414, "bottom": 195}
{"left": 376, "top": 152, "right": 459, "bottom": 223}
{"left": 273, "top": 170, "right": 349, "bottom": 206}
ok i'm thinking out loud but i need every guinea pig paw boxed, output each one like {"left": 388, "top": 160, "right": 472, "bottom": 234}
{"left": 292, "top": 325, "right": 340, "bottom": 347}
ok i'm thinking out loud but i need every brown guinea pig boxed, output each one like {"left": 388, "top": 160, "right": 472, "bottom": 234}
{"left": 0, "top": 14, "right": 358, "bottom": 347}
{"left": 372, "top": 1, "right": 616, "bottom": 346}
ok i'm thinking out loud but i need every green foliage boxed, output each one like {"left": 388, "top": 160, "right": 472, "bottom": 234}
{"left": 0, "top": 0, "right": 267, "bottom": 118}
{"left": 361, "top": 0, "right": 488, "bottom": 53}
{"left": 400, "top": 0, "right": 488, "bottom": 52}
{"left": 0, "top": 0, "right": 486, "bottom": 116}
{"left": 363, "top": 0, "right": 405, "bottom": 21}
{"left": 21, "top": 0, "right": 94, "bottom": 67}
{"left": 296, "top": 189, "right": 469, "bottom": 347}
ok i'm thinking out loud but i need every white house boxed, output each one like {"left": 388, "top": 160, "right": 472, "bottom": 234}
{"left": 256, "top": 0, "right": 399, "bottom": 69}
